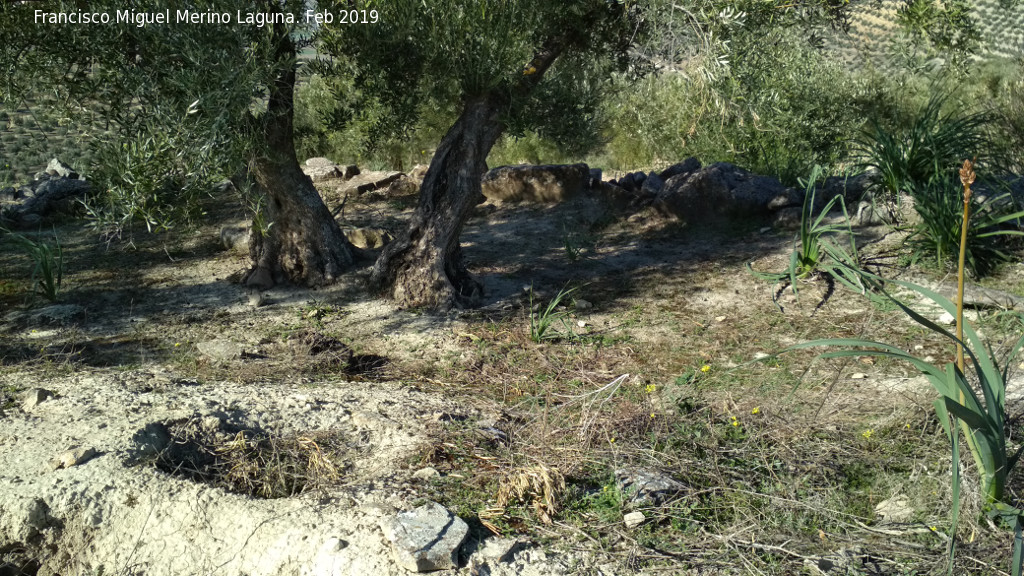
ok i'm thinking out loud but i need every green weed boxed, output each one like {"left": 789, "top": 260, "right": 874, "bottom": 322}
{"left": 906, "top": 170, "right": 1024, "bottom": 277}
{"left": 1, "top": 228, "right": 63, "bottom": 301}
{"left": 747, "top": 165, "right": 872, "bottom": 303}
{"left": 529, "top": 285, "right": 579, "bottom": 343}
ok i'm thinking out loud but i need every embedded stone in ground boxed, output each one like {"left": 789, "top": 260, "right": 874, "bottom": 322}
{"left": 614, "top": 468, "right": 686, "bottom": 505}
{"left": 381, "top": 501, "right": 468, "bottom": 572}
{"left": 21, "top": 388, "right": 54, "bottom": 411}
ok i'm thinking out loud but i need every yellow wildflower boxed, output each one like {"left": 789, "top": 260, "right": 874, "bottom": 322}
{"left": 862, "top": 429, "right": 873, "bottom": 439}
{"left": 701, "top": 365, "right": 711, "bottom": 373}
{"left": 751, "top": 407, "right": 760, "bottom": 415}
{"left": 645, "top": 384, "right": 656, "bottom": 394}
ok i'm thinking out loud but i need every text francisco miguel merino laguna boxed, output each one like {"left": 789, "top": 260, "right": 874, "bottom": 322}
{"left": 34, "top": 9, "right": 338, "bottom": 28}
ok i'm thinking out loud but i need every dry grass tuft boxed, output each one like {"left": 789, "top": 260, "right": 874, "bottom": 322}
{"left": 155, "top": 418, "right": 351, "bottom": 499}
{"left": 496, "top": 464, "right": 567, "bottom": 525}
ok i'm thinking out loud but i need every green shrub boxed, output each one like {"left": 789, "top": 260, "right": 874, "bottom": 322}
{"left": 293, "top": 73, "right": 453, "bottom": 171}
{"left": 529, "top": 285, "right": 579, "bottom": 343}
{"left": 599, "top": 31, "right": 883, "bottom": 184}
{"left": 907, "top": 170, "right": 1024, "bottom": 277}
{"left": 854, "top": 88, "right": 1001, "bottom": 202}
{"left": 998, "top": 76, "right": 1024, "bottom": 171}
{"left": 85, "top": 102, "right": 229, "bottom": 237}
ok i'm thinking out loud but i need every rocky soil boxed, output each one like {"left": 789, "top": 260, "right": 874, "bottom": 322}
{"left": 2, "top": 160, "right": 1023, "bottom": 575}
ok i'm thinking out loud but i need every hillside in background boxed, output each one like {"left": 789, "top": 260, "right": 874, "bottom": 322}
{"left": 829, "top": 0, "right": 1024, "bottom": 65}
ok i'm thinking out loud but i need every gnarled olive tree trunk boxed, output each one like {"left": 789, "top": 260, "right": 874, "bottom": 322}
{"left": 369, "top": 95, "right": 505, "bottom": 309}
{"left": 244, "top": 25, "right": 353, "bottom": 289}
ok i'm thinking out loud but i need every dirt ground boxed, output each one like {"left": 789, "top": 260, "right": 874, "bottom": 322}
{"left": 2, "top": 181, "right": 1024, "bottom": 575}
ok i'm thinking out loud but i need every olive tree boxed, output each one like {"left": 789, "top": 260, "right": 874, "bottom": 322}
{"left": 319, "top": 0, "right": 647, "bottom": 309}
{"left": 0, "top": 0, "right": 354, "bottom": 288}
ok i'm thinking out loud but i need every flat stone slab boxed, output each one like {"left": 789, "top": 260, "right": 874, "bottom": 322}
{"left": 381, "top": 501, "right": 468, "bottom": 572}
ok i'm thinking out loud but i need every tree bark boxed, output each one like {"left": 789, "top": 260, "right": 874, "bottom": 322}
{"left": 244, "top": 23, "right": 353, "bottom": 289}
{"left": 369, "top": 94, "right": 505, "bottom": 309}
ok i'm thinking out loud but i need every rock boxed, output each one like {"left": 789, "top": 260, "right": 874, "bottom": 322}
{"left": 574, "top": 299, "right": 593, "bottom": 311}
{"left": 588, "top": 168, "right": 603, "bottom": 189}
{"left": 304, "top": 164, "right": 345, "bottom": 183}
{"left": 475, "top": 537, "right": 525, "bottom": 563}
{"left": 381, "top": 501, "right": 469, "bottom": 572}
{"left": 481, "top": 163, "right": 589, "bottom": 204}
{"left": 639, "top": 172, "right": 665, "bottom": 196}
{"left": 409, "top": 164, "right": 430, "bottom": 183}
{"left": 615, "top": 468, "right": 686, "bottom": 505}
{"left": 345, "top": 227, "right": 394, "bottom": 250}
{"left": 302, "top": 158, "right": 360, "bottom": 183}
{"left": 21, "top": 388, "right": 54, "bottom": 411}
{"left": 305, "top": 157, "right": 336, "bottom": 168}
{"left": 0, "top": 498, "right": 52, "bottom": 545}
{"left": 854, "top": 200, "right": 890, "bottom": 226}
{"left": 623, "top": 511, "right": 646, "bottom": 529}
{"left": 219, "top": 224, "right": 250, "bottom": 253}
{"left": 934, "top": 282, "right": 1024, "bottom": 311}
{"left": 45, "top": 158, "right": 78, "bottom": 179}
{"left": 817, "top": 173, "right": 871, "bottom": 207}
{"left": 196, "top": 340, "right": 245, "bottom": 362}
{"left": 616, "top": 171, "right": 647, "bottom": 193}
{"left": 772, "top": 206, "right": 802, "bottom": 229}
{"left": 1, "top": 186, "right": 17, "bottom": 200}
{"left": 596, "top": 181, "right": 638, "bottom": 211}
{"left": 246, "top": 288, "right": 264, "bottom": 307}
{"left": 3, "top": 177, "right": 90, "bottom": 228}
{"left": 874, "top": 496, "right": 914, "bottom": 525}
{"left": 382, "top": 174, "right": 419, "bottom": 196}
{"left": 659, "top": 157, "right": 701, "bottom": 181}
{"left": 937, "top": 312, "right": 956, "bottom": 326}
{"left": 412, "top": 467, "right": 441, "bottom": 481}
{"left": 328, "top": 171, "right": 404, "bottom": 196}
{"left": 49, "top": 446, "right": 97, "bottom": 470}
{"left": 653, "top": 162, "right": 796, "bottom": 221}
{"left": 31, "top": 304, "right": 86, "bottom": 326}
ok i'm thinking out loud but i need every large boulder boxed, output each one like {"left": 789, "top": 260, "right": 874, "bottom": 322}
{"left": 659, "top": 157, "right": 701, "bottom": 181}
{"left": 481, "top": 163, "right": 589, "bottom": 203}
{"left": 653, "top": 162, "right": 798, "bottom": 221}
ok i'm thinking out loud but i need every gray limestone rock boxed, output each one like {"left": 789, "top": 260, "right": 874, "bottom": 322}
{"left": 615, "top": 468, "right": 686, "bottom": 506}
{"left": 21, "top": 388, "right": 54, "bottom": 411}
{"left": 49, "top": 446, "right": 97, "bottom": 470}
{"left": 196, "top": 340, "right": 244, "bottom": 362}
{"left": 381, "top": 501, "right": 469, "bottom": 572}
